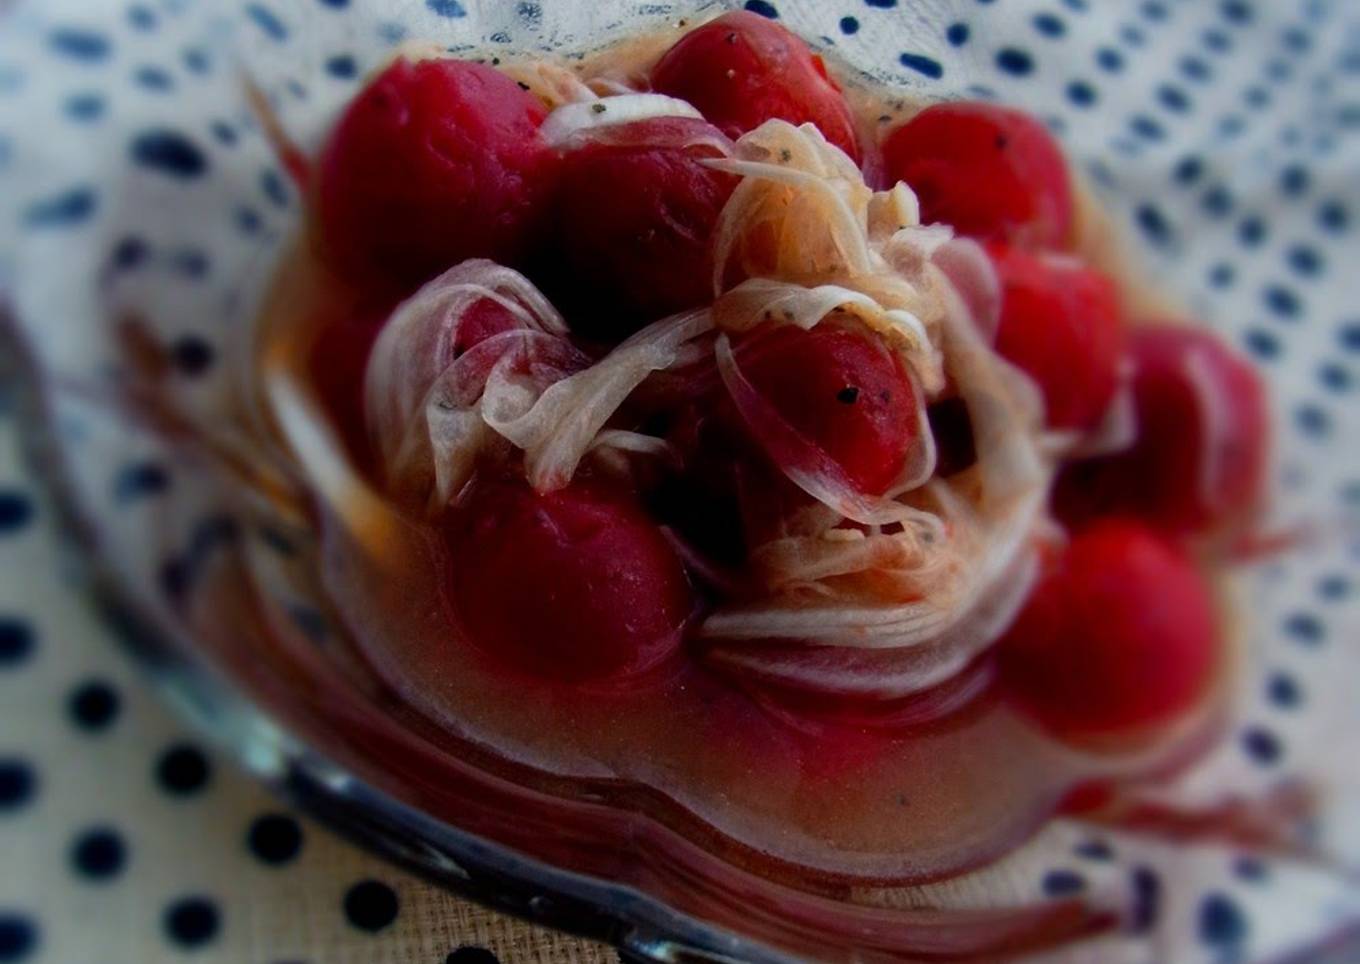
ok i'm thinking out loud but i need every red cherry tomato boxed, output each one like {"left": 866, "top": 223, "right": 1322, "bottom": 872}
{"left": 988, "top": 243, "right": 1125, "bottom": 430}
{"left": 734, "top": 324, "right": 919, "bottom": 496}
{"left": 445, "top": 479, "right": 694, "bottom": 681}
{"left": 1054, "top": 325, "right": 1269, "bottom": 537}
{"left": 550, "top": 118, "right": 738, "bottom": 340}
{"left": 317, "top": 57, "right": 555, "bottom": 289}
{"left": 882, "top": 102, "right": 1074, "bottom": 248}
{"left": 997, "top": 519, "right": 1220, "bottom": 737}
{"left": 651, "top": 11, "right": 862, "bottom": 163}
{"left": 451, "top": 298, "right": 520, "bottom": 358}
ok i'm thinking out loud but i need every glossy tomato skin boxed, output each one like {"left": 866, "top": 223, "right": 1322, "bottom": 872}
{"left": 317, "top": 57, "right": 555, "bottom": 289}
{"left": 1054, "top": 325, "right": 1269, "bottom": 537}
{"left": 989, "top": 243, "right": 1125, "bottom": 431}
{"left": 551, "top": 118, "right": 737, "bottom": 340}
{"left": 444, "top": 479, "right": 694, "bottom": 681}
{"left": 997, "top": 519, "right": 1220, "bottom": 737}
{"left": 651, "top": 11, "right": 862, "bottom": 163}
{"left": 734, "top": 324, "right": 920, "bottom": 496}
{"left": 883, "top": 103, "right": 1074, "bottom": 248}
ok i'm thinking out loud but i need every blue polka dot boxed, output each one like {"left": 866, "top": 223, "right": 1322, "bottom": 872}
{"left": 1173, "top": 155, "right": 1204, "bottom": 184}
{"left": 344, "top": 880, "right": 400, "bottom": 932}
{"left": 1279, "top": 164, "right": 1309, "bottom": 196}
{"left": 996, "top": 48, "right": 1033, "bottom": 75}
{"left": 325, "top": 54, "right": 357, "bottom": 78}
{"left": 167, "top": 248, "right": 207, "bottom": 279}
{"left": 1208, "top": 262, "right": 1235, "bottom": 288}
{"left": 71, "top": 826, "right": 127, "bottom": 880}
{"left": 1033, "top": 13, "right": 1065, "bottom": 37}
{"left": 1296, "top": 403, "right": 1331, "bottom": 437}
{"left": 0, "top": 617, "right": 35, "bottom": 668}
{"left": 1096, "top": 47, "right": 1124, "bottom": 72}
{"left": 1062, "top": 0, "right": 1088, "bottom": 10}
{"left": 1243, "top": 328, "right": 1280, "bottom": 360}
{"left": 127, "top": 4, "right": 158, "bottom": 30}
{"left": 1287, "top": 245, "right": 1322, "bottom": 276}
{"left": 0, "top": 758, "right": 37, "bottom": 811}
{"left": 109, "top": 236, "right": 150, "bottom": 273}
{"left": 742, "top": 0, "right": 777, "bottom": 17}
{"left": 1199, "top": 892, "right": 1248, "bottom": 947}
{"left": 156, "top": 743, "right": 211, "bottom": 795}
{"left": 1281, "top": 27, "right": 1311, "bottom": 53}
{"left": 1217, "top": 114, "right": 1245, "bottom": 139}
{"left": 1120, "top": 24, "right": 1146, "bottom": 47}
{"left": 131, "top": 129, "right": 207, "bottom": 178}
{"left": 210, "top": 121, "right": 236, "bottom": 146}
{"left": 182, "top": 47, "right": 210, "bottom": 74}
{"left": 114, "top": 462, "right": 170, "bottom": 503}
{"left": 446, "top": 948, "right": 500, "bottom": 964}
{"left": 1202, "top": 28, "right": 1232, "bottom": 53}
{"left": 1131, "top": 115, "right": 1165, "bottom": 140}
{"left": 1074, "top": 839, "right": 1113, "bottom": 860}
{"left": 1284, "top": 611, "right": 1324, "bottom": 644}
{"left": 1131, "top": 867, "right": 1161, "bottom": 932}
{"left": 1180, "top": 55, "right": 1212, "bottom": 81}
{"left": 1136, "top": 204, "right": 1173, "bottom": 245}
{"left": 1264, "top": 57, "right": 1292, "bottom": 81}
{"left": 1237, "top": 215, "right": 1265, "bottom": 246}
{"left": 899, "top": 53, "right": 942, "bottom": 78}
{"left": 1202, "top": 184, "right": 1233, "bottom": 217}
{"left": 246, "top": 4, "right": 288, "bottom": 40}
{"left": 235, "top": 206, "right": 263, "bottom": 235}
{"left": 945, "top": 23, "right": 968, "bottom": 46}
{"left": 1266, "top": 672, "right": 1302, "bottom": 708}
{"left": 864, "top": 0, "right": 896, "bottom": 7}
{"left": 1318, "top": 574, "right": 1349, "bottom": 600}
{"left": 1243, "top": 86, "right": 1270, "bottom": 108}
{"left": 1041, "top": 869, "right": 1085, "bottom": 896}
{"left": 1242, "top": 726, "right": 1282, "bottom": 764}
{"left": 318, "top": 0, "right": 350, "bottom": 7}
{"left": 0, "top": 913, "right": 38, "bottom": 961}
{"left": 1263, "top": 284, "right": 1301, "bottom": 319}
{"left": 1065, "top": 80, "right": 1096, "bottom": 107}
{"left": 22, "top": 187, "right": 96, "bottom": 228}
{"left": 247, "top": 813, "right": 304, "bottom": 865}
{"left": 1141, "top": 1, "right": 1168, "bottom": 20}
{"left": 1233, "top": 855, "right": 1269, "bottom": 881}
{"left": 133, "top": 65, "right": 173, "bottom": 91}
{"left": 1157, "top": 84, "right": 1190, "bottom": 113}
{"left": 260, "top": 169, "right": 290, "bottom": 208}
{"left": 64, "top": 93, "right": 105, "bottom": 122}
{"left": 171, "top": 335, "right": 214, "bottom": 376}
{"left": 0, "top": 491, "right": 34, "bottom": 534}
{"left": 380, "top": 22, "right": 409, "bottom": 43}
{"left": 1317, "top": 200, "right": 1348, "bottom": 233}
{"left": 69, "top": 679, "right": 121, "bottom": 731}
{"left": 49, "top": 27, "right": 111, "bottom": 63}
{"left": 1220, "top": 0, "right": 1253, "bottom": 25}
{"left": 164, "top": 897, "right": 220, "bottom": 948}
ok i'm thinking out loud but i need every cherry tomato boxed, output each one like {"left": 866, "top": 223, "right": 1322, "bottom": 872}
{"left": 1054, "top": 325, "right": 1269, "bottom": 537}
{"left": 882, "top": 102, "right": 1074, "bottom": 248}
{"left": 317, "top": 57, "right": 555, "bottom": 289}
{"left": 451, "top": 298, "right": 520, "bottom": 358}
{"left": 550, "top": 118, "right": 737, "bottom": 340}
{"left": 445, "top": 479, "right": 694, "bottom": 681}
{"left": 997, "top": 519, "right": 1220, "bottom": 737}
{"left": 733, "top": 324, "right": 919, "bottom": 496}
{"left": 651, "top": 11, "right": 862, "bottom": 163}
{"left": 988, "top": 243, "right": 1125, "bottom": 431}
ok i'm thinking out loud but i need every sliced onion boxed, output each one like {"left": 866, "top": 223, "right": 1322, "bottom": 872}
{"left": 931, "top": 237, "right": 1002, "bottom": 345}
{"left": 497, "top": 58, "right": 597, "bottom": 110}
{"left": 486, "top": 309, "right": 714, "bottom": 492}
{"left": 540, "top": 93, "right": 705, "bottom": 147}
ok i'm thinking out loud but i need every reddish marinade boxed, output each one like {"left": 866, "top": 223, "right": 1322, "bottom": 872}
{"left": 244, "top": 11, "right": 1269, "bottom": 891}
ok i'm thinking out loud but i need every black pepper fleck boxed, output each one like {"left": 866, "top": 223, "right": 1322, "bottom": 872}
{"left": 837, "top": 386, "right": 860, "bottom": 404}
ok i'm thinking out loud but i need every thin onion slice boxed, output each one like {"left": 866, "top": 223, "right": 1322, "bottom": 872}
{"left": 540, "top": 93, "right": 705, "bottom": 147}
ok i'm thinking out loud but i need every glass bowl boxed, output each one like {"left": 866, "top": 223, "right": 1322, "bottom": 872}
{"left": 2, "top": 0, "right": 1358, "bottom": 960}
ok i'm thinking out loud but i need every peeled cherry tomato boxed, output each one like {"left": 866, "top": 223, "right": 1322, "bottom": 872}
{"left": 451, "top": 298, "right": 520, "bottom": 358}
{"left": 997, "top": 519, "right": 1220, "bottom": 737}
{"left": 651, "top": 11, "right": 862, "bottom": 163}
{"left": 1055, "top": 325, "right": 1269, "bottom": 537}
{"left": 989, "top": 243, "right": 1125, "bottom": 431}
{"left": 551, "top": 118, "right": 737, "bottom": 340}
{"left": 317, "top": 57, "right": 555, "bottom": 288}
{"left": 883, "top": 103, "right": 1074, "bottom": 248}
{"left": 445, "top": 479, "right": 694, "bottom": 681}
{"left": 735, "top": 324, "right": 919, "bottom": 496}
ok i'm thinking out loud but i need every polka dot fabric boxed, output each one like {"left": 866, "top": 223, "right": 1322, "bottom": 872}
{"left": 0, "top": 0, "right": 1358, "bottom": 962}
